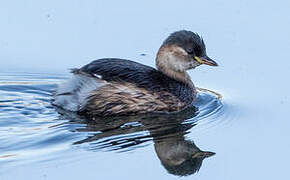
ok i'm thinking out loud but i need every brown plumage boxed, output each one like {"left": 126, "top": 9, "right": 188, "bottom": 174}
{"left": 79, "top": 82, "right": 187, "bottom": 117}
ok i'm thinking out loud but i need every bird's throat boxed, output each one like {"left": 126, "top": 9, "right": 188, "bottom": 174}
{"left": 158, "top": 66, "right": 194, "bottom": 88}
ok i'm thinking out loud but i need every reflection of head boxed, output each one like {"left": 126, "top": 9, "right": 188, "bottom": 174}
{"left": 155, "top": 139, "right": 215, "bottom": 176}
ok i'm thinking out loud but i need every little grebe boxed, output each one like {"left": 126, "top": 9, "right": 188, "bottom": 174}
{"left": 53, "top": 30, "right": 218, "bottom": 117}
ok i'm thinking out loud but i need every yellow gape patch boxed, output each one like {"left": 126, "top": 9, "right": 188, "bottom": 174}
{"left": 194, "top": 56, "right": 205, "bottom": 64}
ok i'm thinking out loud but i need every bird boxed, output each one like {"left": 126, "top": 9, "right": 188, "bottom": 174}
{"left": 52, "top": 30, "right": 218, "bottom": 117}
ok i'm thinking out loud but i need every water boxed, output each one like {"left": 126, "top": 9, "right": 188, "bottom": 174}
{"left": 1, "top": 0, "right": 290, "bottom": 179}
{"left": 0, "top": 72, "right": 222, "bottom": 178}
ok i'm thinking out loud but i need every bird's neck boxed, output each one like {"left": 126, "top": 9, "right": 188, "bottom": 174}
{"left": 158, "top": 66, "right": 193, "bottom": 86}
{"left": 156, "top": 50, "right": 194, "bottom": 87}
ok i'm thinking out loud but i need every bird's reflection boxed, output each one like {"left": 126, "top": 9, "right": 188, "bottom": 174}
{"left": 56, "top": 105, "right": 215, "bottom": 176}
{"left": 153, "top": 128, "right": 215, "bottom": 176}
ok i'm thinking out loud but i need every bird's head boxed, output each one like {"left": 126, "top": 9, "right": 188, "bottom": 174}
{"left": 156, "top": 30, "right": 218, "bottom": 74}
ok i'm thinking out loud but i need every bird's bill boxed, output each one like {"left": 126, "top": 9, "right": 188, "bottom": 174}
{"left": 192, "top": 151, "right": 216, "bottom": 158}
{"left": 194, "top": 56, "right": 218, "bottom": 66}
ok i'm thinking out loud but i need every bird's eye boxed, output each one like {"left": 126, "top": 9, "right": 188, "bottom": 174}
{"left": 186, "top": 48, "right": 194, "bottom": 54}
{"left": 194, "top": 47, "right": 202, "bottom": 56}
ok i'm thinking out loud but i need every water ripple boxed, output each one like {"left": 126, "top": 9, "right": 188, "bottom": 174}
{"left": 0, "top": 72, "right": 223, "bottom": 173}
